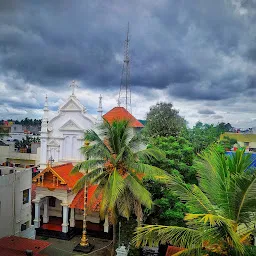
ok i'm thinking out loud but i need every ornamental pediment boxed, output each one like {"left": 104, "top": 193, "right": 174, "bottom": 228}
{"left": 47, "top": 139, "right": 59, "bottom": 147}
{"left": 59, "top": 119, "right": 83, "bottom": 131}
{"left": 59, "top": 97, "right": 85, "bottom": 112}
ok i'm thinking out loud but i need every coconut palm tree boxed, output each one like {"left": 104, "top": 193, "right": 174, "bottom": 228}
{"left": 71, "top": 119, "right": 168, "bottom": 252}
{"left": 133, "top": 147, "right": 256, "bottom": 256}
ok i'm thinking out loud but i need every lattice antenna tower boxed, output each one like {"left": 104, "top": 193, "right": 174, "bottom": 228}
{"left": 118, "top": 23, "right": 132, "bottom": 113}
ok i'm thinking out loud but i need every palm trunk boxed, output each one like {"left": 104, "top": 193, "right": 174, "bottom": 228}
{"left": 111, "top": 221, "right": 117, "bottom": 256}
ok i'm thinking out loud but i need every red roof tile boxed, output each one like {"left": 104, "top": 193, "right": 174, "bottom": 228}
{"left": 69, "top": 185, "right": 101, "bottom": 211}
{"left": 52, "top": 163, "right": 83, "bottom": 189}
{"left": 33, "top": 163, "right": 83, "bottom": 190}
{"left": 0, "top": 236, "right": 50, "bottom": 255}
{"left": 165, "top": 245, "right": 185, "bottom": 256}
{"left": 103, "top": 107, "right": 144, "bottom": 128}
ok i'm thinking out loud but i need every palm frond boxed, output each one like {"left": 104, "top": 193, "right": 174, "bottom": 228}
{"left": 108, "top": 169, "right": 126, "bottom": 210}
{"left": 168, "top": 176, "right": 216, "bottom": 214}
{"left": 232, "top": 172, "right": 256, "bottom": 223}
{"left": 227, "top": 148, "right": 255, "bottom": 174}
{"left": 137, "top": 147, "right": 166, "bottom": 162}
{"left": 133, "top": 225, "right": 202, "bottom": 248}
{"left": 72, "top": 175, "right": 87, "bottom": 193}
{"left": 125, "top": 174, "right": 153, "bottom": 209}
{"left": 131, "top": 163, "right": 170, "bottom": 182}
{"left": 70, "top": 160, "right": 104, "bottom": 175}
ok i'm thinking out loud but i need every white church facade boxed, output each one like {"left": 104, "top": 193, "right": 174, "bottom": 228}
{"left": 32, "top": 84, "right": 143, "bottom": 240}
{"left": 40, "top": 88, "right": 97, "bottom": 170}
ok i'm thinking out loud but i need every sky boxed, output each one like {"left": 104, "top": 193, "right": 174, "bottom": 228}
{"left": 0, "top": 0, "right": 255, "bottom": 128}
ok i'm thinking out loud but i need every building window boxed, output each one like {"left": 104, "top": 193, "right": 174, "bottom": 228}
{"left": 21, "top": 221, "right": 29, "bottom": 231}
{"left": 23, "top": 189, "right": 29, "bottom": 204}
{"left": 244, "top": 142, "right": 249, "bottom": 147}
{"left": 48, "top": 197, "right": 56, "bottom": 207}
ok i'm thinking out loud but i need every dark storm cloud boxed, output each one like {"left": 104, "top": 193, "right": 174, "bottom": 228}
{"left": 198, "top": 109, "right": 216, "bottom": 115}
{"left": 0, "top": 0, "right": 255, "bottom": 107}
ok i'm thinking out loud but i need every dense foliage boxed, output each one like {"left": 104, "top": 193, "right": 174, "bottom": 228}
{"left": 144, "top": 136, "right": 196, "bottom": 226}
{"left": 145, "top": 102, "right": 186, "bottom": 137}
{"left": 186, "top": 121, "right": 234, "bottom": 153}
{"left": 0, "top": 118, "right": 41, "bottom": 127}
{"left": 134, "top": 148, "right": 256, "bottom": 255}
{"left": 14, "top": 135, "right": 40, "bottom": 149}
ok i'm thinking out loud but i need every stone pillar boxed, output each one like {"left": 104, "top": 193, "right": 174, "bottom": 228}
{"left": 61, "top": 203, "right": 69, "bottom": 233}
{"left": 33, "top": 201, "right": 41, "bottom": 228}
{"left": 43, "top": 198, "right": 49, "bottom": 223}
{"left": 69, "top": 208, "right": 75, "bottom": 228}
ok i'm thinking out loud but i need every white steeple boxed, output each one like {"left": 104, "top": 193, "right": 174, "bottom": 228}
{"left": 97, "top": 94, "right": 103, "bottom": 122}
{"left": 41, "top": 94, "right": 49, "bottom": 132}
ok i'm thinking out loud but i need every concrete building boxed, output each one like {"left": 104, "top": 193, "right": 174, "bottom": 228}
{"left": 220, "top": 132, "right": 256, "bottom": 152}
{"left": 0, "top": 167, "right": 35, "bottom": 239}
{"left": 0, "top": 144, "right": 40, "bottom": 167}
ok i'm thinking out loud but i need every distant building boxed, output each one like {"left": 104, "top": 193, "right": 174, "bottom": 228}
{"left": 0, "top": 167, "right": 35, "bottom": 239}
{"left": 220, "top": 132, "right": 256, "bottom": 152}
{"left": 10, "top": 124, "right": 23, "bottom": 134}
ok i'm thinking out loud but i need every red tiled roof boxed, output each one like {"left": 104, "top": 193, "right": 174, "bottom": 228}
{"left": 33, "top": 163, "right": 83, "bottom": 190}
{"left": 52, "top": 163, "right": 83, "bottom": 189}
{"left": 165, "top": 245, "right": 185, "bottom": 256}
{"left": 69, "top": 185, "right": 101, "bottom": 211}
{"left": 0, "top": 236, "right": 50, "bottom": 256}
{"left": 103, "top": 107, "right": 144, "bottom": 128}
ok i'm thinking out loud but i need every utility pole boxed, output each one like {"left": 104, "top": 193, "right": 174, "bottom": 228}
{"left": 118, "top": 23, "right": 132, "bottom": 113}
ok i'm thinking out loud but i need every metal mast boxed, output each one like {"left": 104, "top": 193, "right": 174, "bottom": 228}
{"left": 118, "top": 23, "right": 132, "bottom": 112}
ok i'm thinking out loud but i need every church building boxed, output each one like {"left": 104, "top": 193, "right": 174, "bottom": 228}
{"left": 32, "top": 84, "right": 144, "bottom": 240}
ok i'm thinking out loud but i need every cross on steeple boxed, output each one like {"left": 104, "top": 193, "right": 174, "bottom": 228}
{"left": 70, "top": 80, "right": 78, "bottom": 96}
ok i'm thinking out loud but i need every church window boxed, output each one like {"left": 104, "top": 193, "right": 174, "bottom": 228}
{"left": 23, "top": 189, "right": 29, "bottom": 204}
{"left": 49, "top": 197, "right": 56, "bottom": 207}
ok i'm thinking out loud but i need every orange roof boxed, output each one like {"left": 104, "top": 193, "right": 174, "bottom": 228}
{"left": 53, "top": 163, "right": 83, "bottom": 189}
{"left": 165, "top": 245, "right": 185, "bottom": 256}
{"left": 33, "top": 163, "right": 83, "bottom": 190}
{"left": 69, "top": 185, "right": 101, "bottom": 211}
{"left": 103, "top": 107, "right": 144, "bottom": 128}
{"left": 0, "top": 236, "right": 50, "bottom": 256}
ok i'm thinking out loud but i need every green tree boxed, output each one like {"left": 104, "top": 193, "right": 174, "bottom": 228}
{"left": 145, "top": 102, "right": 186, "bottom": 138}
{"left": 186, "top": 122, "right": 233, "bottom": 154}
{"left": 71, "top": 119, "right": 168, "bottom": 253}
{"left": 219, "top": 136, "right": 237, "bottom": 151}
{"left": 134, "top": 148, "right": 256, "bottom": 256}
{"left": 144, "top": 136, "right": 196, "bottom": 226}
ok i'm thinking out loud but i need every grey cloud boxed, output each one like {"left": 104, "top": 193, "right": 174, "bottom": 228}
{"left": 213, "top": 115, "right": 223, "bottom": 119}
{"left": 198, "top": 109, "right": 216, "bottom": 115}
{"left": 0, "top": 0, "right": 255, "bottom": 125}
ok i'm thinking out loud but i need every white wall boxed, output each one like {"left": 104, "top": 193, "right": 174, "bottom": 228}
{"left": 0, "top": 173, "right": 15, "bottom": 238}
{"left": 0, "top": 169, "right": 35, "bottom": 239}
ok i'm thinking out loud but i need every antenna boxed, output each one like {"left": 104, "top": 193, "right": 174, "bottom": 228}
{"left": 118, "top": 23, "right": 132, "bottom": 113}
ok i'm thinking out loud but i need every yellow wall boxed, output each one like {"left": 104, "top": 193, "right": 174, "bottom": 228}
{"left": 220, "top": 133, "right": 256, "bottom": 149}
{"left": 220, "top": 133, "right": 256, "bottom": 143}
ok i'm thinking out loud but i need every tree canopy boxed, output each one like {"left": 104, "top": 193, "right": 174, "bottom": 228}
{"left": 145, "top": 102, "right": 186, "bottom": 138}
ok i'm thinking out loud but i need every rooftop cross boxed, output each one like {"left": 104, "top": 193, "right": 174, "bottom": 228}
{"left": 70, "top": 80, "right": 78, "bottom": 96}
